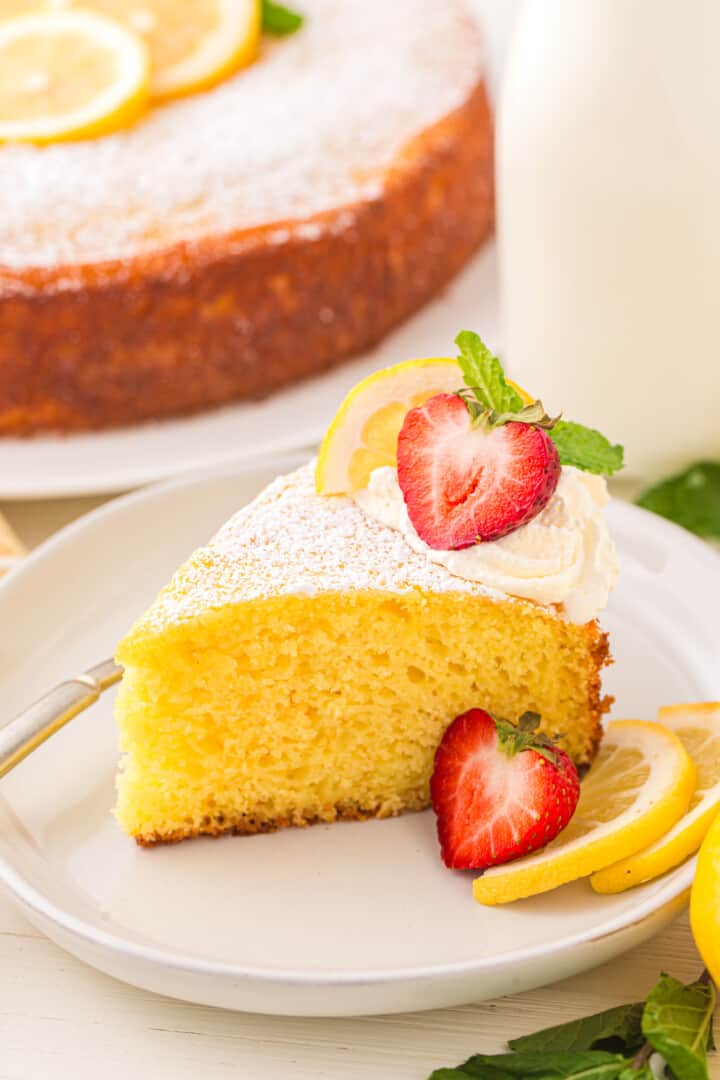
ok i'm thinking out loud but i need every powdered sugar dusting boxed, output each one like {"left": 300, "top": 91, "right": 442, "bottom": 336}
{"left": 135, "top": 462, "right": 528, "bottom": 636}
{"left": 0, "top": 0, "right": 485, "bottom": 270}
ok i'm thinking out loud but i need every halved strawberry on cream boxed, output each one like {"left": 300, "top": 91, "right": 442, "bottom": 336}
{"left": 397, "top": 392, "right": 561, "bottom": 548}
{"left": 352, "top": 331, "right": 622, "bottom": 624}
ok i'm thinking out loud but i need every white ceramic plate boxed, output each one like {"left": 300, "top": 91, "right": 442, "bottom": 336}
{"left": 0, "top": 248, "right": 499, "bottom": 500}
{"left": 0, "top": 453, "right": 717, "bottom": 1017}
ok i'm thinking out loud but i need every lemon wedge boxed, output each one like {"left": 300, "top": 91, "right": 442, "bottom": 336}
{"left": 473, "top": 720, "right": 696, "bottom": 906}
{"left": 591, "top": 703, "right": 720, "bottom": 893}
{"left": 0, "top": 11, "right": 149, "bottom": 143}
{"left": 73, "top": 0, "right": 261, "bottom": 101}
{"left": 690, "top": 807, "right": 720, "bottom": 987}
{"left": 315, "top": 358, "right": 463, "bottom": 494}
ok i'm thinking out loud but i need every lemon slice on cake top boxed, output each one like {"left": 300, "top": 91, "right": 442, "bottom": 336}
{"left": 0, "top": 10, "right": 150, "bottom": 143}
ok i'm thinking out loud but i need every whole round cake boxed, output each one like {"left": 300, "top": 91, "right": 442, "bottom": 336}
{"left": 0, "top": 0, "right": 493, "bottom": 434}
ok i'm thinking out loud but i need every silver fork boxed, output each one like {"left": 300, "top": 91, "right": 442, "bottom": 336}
{"left": 0, "top": 659, "right": 122, "bottom": 779}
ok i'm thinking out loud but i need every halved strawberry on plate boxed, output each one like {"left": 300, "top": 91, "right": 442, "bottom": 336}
{"left": 431, "top": 708, "right": 580, "bottom": 871}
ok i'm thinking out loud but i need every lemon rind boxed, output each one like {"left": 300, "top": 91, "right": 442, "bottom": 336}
{"left": 150, "top": 0, "right": 260, "bottom": 101}
{"left": 473, "top": 720, "right": 696, "bottom": 906}
{"left": 0, "top": 10, "right": 150, "bottom": 144}
{"left": 315, "top": 356, "right": 461, "bottom": 494}
{"left": 591, "top": 702, "right": 720, "bottom": 893}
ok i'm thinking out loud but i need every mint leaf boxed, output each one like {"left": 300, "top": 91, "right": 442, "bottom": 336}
{"left": 642, "top": 973, "right": 715, "bottom": 1080}
{"left": 454, "top": 331, "right": 623, "bottom": 476}
{"left": 637, "top": 462, "right": 720, "bottom": 539}
{"left": 429, "top": 1068, "right": 510, "bottom": 1079}
{"left": 428, "top": 971, "right": 716, "bottom": 1080}
{"left": 429, "top": 1050, "right": 628, "bottom": 1078}
{"left": 455, "top": 331, "right": 524, "bottom": 414}
{"left": 262, "top": 0, "right": 304, "bottom": 34}
{"left": 549, "top": 421, "right": 624, "bottom": 476}
{"left": 509, "top": 1002, "right": 645, "bottom": 1055}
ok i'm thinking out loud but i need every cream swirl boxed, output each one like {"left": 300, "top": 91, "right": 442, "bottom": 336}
{"left": 352, "top": 465, "right": 618, "bottom": 623}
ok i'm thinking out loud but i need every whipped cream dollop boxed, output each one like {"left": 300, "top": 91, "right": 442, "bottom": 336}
{"left": 352, "top": 466, "right": 619, "bottom": 623}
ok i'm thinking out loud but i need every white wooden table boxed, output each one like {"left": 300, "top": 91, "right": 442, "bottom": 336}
{"left": 0, "top": 494, "right": 718, "bottom": 1079}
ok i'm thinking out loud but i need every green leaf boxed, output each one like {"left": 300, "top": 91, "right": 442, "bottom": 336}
{"left": 549, "top": 421, "right": 625, "bottom": 476}
{"left": 434, "top": 1050, "right": 629, "bottom": 1078}
{"left": 637, "top": 462, "right": 720, "bottom": 539}
{"left": 508, "top": 1002, "right": 645, "bottom": 1055}
{"left": 427, "top": 1071, "right": 473, "bottom": 1080}
{"left": 641, "top": 973, "right": 716, "bottom": 1080}
{"left": 261, "top": 0, "right": 304, "bottom": 34}
{"left": 453, "top": 331, "right": 623, "bottom": 476}
{"left": 428, "top": 1067, "right": 511, "bottom": 1079}
{"left": 455, "top": 331, "right": 524, "bottom": 414}
{"left": 617, "top": 1067, "right": 655, "bottom": 1080}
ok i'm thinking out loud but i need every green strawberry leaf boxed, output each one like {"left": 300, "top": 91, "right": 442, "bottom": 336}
{"left": 492, "top": 711, "right": 565, "bottom": 768}
{"left": 455, "top": 331, "right": 525, "bottom": 414}
{"left": 508, "top": 1002, "right": 645, "bottom": 1055}
{"left": 641, "top": 973, "right": 715, "bottom": 1080}
{"left": 262, "top": 0, "right": 304, "bottom": 34}
{"left": 637, "top": 462, "right": 720, "bottom": 539}
{"left": 429, "top": 1050, "right": 629, "bottom": 1078}
{"left": 549, "top": 421, "right": 625, "bottom": 476}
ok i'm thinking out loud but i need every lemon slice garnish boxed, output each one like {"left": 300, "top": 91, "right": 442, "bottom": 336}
{"left": 74, "top": 0, "right": 261, "bottom": 101}
{"left": 473, "top": 720, "right": 696, "bottom": 906}
{"left": 0, "top": 10, "right": 149, "bottom": 143}
{"left": 591, "top": 703, "right": 720, "bottom": 893}
{"left": 315, "top": 358, "right": 464, "bottom": 495}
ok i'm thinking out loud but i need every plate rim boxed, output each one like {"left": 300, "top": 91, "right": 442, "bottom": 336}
{"left": 0, "top": 453, "right": 716, "bottom": 989}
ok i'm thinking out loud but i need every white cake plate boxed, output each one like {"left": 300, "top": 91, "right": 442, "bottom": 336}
{"left": 0, "top": 452, "right": 717, "bottom": 1016}
{"left": 0, "top": 246, "right": 499, "bottom": 500}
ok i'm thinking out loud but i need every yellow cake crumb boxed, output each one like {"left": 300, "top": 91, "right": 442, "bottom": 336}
{"left": 115, "top": 465, "right": 611, "bottom": 845}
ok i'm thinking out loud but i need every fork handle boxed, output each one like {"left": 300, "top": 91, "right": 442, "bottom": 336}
{"left": 0, "top": 659, "right": 123, "bottom": 779}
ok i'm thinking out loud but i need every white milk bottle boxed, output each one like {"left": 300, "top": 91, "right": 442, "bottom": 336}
{"left": 497, "top": 0, "right": 720, "bottom": 478}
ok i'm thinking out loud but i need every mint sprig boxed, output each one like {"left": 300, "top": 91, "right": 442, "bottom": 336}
{"left": 637, "top": 463, "right": 720, "bottom": 539}
{"left": 508, "top": 1001, "right": 645, "bottom": 1055}
{"left": 428, "top": 972, "right": 716, "bottom": 1080}
{"left": 262, "top": 0, "right": 304, "bottom": 34}
{"left": 431, "top": 1050, "right": 627, "bottom": 1077}
{"left": 641, "top": 973, "right": 716, "bottom": 1079}
{"left": 456, "top": 330, "right": 525, "bottom": 414}
{"left": 454, "top": 331, "right": 624, "bottom": 477}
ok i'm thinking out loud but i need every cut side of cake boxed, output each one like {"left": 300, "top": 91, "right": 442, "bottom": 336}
{"left": 115, "top": 463, "right": 612, "bottom": 846}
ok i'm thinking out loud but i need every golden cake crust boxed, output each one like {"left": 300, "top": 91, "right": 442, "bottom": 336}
{"left": 0, "top": 3, "right": 493, "bottom": 435}
{"left": 133, "top": 794, "right": 430, "bottom": 847}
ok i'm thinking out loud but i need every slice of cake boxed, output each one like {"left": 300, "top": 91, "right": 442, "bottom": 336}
{"left": 115, "top": 475, "right": 612, "bottom": 845}
{"left": 115, "top": 332, "right": 621, "bottom": 845}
